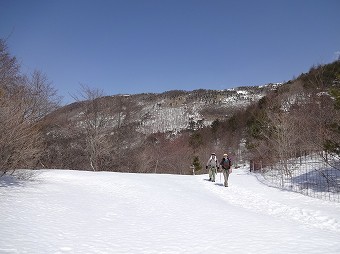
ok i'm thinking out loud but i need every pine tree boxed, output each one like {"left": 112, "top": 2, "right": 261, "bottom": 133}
{"left": 192, "top": 156, "right": 202, "bottom": 173}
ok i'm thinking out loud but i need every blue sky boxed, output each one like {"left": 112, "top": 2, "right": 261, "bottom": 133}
{"left": 1, "top": 0, "right": 340, "bottom": 105}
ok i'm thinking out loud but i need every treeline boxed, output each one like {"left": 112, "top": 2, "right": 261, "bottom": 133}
{"left": 0, "top": 40, "right": 60, "bottom": 175}
{"left": 244, "top": 61, "right": 340, "bottom": 168}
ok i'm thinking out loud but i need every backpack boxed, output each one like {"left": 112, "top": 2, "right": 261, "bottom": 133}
{"left": 209, "top": 157, "right": 218, "bottom": 167}
{"left": 222, "top": 158, "right": 231, "bottom": 170}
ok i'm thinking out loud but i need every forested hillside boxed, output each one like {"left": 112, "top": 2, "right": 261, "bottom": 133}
{"left": 245, "top": 61, "right": 340, "bottom": 166}
{"left": 40, "top": 84, "right": 276, "bottom": 172}
{"left": 39, "top": 61, "right": 340, "bottom": 174}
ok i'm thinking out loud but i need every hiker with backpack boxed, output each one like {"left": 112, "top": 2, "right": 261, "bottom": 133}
{"left": 220, "top": 153, "right": 232, "bottom": 187}
{"left": 206, "top": 153, "right": 219, "bottom": 182}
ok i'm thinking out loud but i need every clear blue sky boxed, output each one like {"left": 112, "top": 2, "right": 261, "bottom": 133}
{"left": 1, "top": 0, "right": 340, "bottom": 105}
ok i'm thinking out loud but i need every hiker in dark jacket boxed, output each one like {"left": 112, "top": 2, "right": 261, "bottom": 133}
{"left": 206, "top": 153, "right": 219, "bottom": 182}
{"left": 220, "top": 153, "right": 232, "bottom": 187}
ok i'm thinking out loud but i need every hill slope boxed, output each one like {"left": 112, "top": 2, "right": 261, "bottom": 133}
{"left": 52, "top": 85, "right": 278, "bottom": 134}
{"left": 40, "top": 85, "right": 280, "bottom": 171}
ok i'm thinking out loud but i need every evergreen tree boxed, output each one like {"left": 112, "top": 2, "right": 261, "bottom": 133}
{"left": 192, "top": 156, "right": 202, "bottom": 173}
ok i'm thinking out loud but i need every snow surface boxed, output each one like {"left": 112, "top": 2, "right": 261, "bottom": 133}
{"left": 1, "top": 166, "right": 340, "bottom": 254}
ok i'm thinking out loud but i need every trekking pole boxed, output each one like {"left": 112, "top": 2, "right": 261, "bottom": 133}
{"left": 220, "top": 170, "right": 221, "bottom": 183}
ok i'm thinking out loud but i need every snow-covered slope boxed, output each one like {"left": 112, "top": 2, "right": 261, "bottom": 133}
{"left": 1, "top": 166, "right": 339, "bottom": 253}
{"left": 53, "top": 86, "right": 277, "bottom": 136}
{"left": 135, "top": 87, "right": 272, "bottom": 134}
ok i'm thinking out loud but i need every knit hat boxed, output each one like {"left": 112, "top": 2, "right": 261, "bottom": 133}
{"left": 223, "top": 153, "right": 228, "bottom": 157}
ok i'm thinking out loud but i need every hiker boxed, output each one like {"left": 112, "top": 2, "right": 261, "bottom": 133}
{"left": 220, "top": 153, "right": 232, "bottom": 187}
{"left": 206, "top": 153, "right": 219, "bottom": 182}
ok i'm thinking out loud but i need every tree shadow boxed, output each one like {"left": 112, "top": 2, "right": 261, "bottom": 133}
{"left": 0, "top": 170, "right": 40, "bottom": 188}
{"left": 0, "top": 175, "right": 26, "bottom": 188}
{"left": 291, "top": 167, "right": 340, "bottom": 193}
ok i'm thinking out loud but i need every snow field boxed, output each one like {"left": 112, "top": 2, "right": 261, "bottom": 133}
{"left": 206, "top": 169, "right": 340, "bottom": 233}
{"left": 0, "top": 166, "right": 340, "bottom": 253}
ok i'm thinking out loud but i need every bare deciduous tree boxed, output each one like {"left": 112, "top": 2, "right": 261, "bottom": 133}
{"left": 72, "top": 84, "right": 112, "bottom": 171}
{"left": 0, "top": 39, "right": 60, "bottom": 175}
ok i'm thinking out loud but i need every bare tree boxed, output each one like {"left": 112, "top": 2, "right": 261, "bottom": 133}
{"left": 0, "top": 40, "right": 60, "bottom": 174}
{"left": 0, "top": 88, "right": 41, "bottom": 172}
{"left": 28, "top": 70, "right": 61, "bottom": 120}
{"left": 72, "top": 84, "right": 112, "bottom": 171}
{"left": 0, "top": 39, "right": 20, "bottom": 91}
{"left": 137, "top": 132, "right": 192, "bottom": 174}
{"left": 245, "top": 88, "right": 305, "bottom": 173}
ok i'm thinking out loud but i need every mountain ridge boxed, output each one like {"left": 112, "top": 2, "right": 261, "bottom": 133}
{"left": 51, "top": 83, "right": 281, "bottom": 135}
